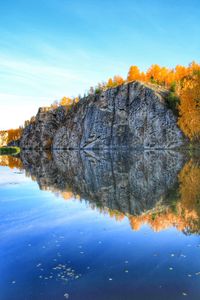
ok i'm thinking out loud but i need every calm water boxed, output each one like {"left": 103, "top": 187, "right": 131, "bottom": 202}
{"left": 0, "top": 150, "right": 200, "bottom": 300}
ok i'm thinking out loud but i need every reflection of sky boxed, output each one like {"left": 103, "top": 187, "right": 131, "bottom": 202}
{"left": 1, "top": 167, "right": 200, "bottom": 299}
{"left": 0, "top": 166, "right": 30, "bottom": 186}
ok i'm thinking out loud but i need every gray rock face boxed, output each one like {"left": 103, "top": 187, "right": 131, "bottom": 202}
{"left": 20, "top": 106, "right": 67, "bottom": 149}
{"left": 53, "top": 82, "right": 184, "bottom": 149}
{"left": 20, "top": 81, "right": 185, "bottom": 149}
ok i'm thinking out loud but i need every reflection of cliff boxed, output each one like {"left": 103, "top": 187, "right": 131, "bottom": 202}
{"left": 1, "top": 150, "right": 200, "bottom": 234}
{"left": 129, "top": 159, "right": 200, "bottom": 234}
{"left": 52, "top": 150, "right": 185, "bottom": 215}
{"left": 18, "top": 150, "right": 185, "bottom": 214}
{"left": 20, "top": 150, "right": 187, "bottom": 216}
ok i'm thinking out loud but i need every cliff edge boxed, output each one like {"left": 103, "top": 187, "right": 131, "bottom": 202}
{"left": 20, "top": 81, "right": 185, "bottom": 150}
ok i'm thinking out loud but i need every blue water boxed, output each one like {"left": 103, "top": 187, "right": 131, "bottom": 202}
{"left": 0, "top": 166, "right": 200, "bottom": 300}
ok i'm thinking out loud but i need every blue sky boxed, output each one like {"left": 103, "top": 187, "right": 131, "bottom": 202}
{"left": 0, "top": 0, "right": 200, "bottom": 129}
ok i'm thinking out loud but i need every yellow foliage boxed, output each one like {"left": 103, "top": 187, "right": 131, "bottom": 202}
{"left": 60, "top": 96, "right": 73, "bottom": 106}
{"left": 0, "top": 155, "right": 23, "bottom": 169}
{"left": 113, "top": 75, "right": 124, "bottom": 86}
{"left": 107, "top": 78, "right": 114, "bottom": 88}
{"left": 178, "top": 74, "right": 200, "bottom": 140}
{"left": 179, "top": 159, "right": 200, "bottom": 211}
{"left": 0, "top": 128, "right": 23, "bottom": 145}
{"left": 127, "top": 65, "right": 141, "bottom": 82}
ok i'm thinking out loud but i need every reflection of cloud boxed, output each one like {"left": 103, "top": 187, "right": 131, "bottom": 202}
{"left": 0, "top": 166, "right": 30, "bottom": 186}
{"left": 0, "top": 197, "right": 93, "bottom": 240}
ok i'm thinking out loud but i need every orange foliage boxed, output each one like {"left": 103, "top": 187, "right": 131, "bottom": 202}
{"left": 179, "top": 159, "right": 200, "bottom": 213}
{"left": 127, "top": 66, "right": 141, "bottom": 82}
{"left": 107, "top": 78, "right": 114, "bottom": 88}
{"left": 113, "top": 75, "right": 125, "bottom": 86}
{"left": 106, "top": 75, "right": 124, "bottom": 88}
{"left": 126, "top": 61, "right": 200, "bottom": 88}
{"left": 146, "top": 64, "right": 169, "bottom": 85}
{"left": 60, "top": 96, "right": 73, "bottom": 106}
{"left": 178, "top": 73, "right": 200, "bottom": 140}
{"left": 0, "top": 128, "right": 23, "bottom": 145}
{"left": 0, "top": 155, "right": 23, "bottom": 169}
{"left": 7, "top": 128, "right": 22, "bottom": 143}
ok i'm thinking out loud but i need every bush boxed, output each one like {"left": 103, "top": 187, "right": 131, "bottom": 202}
{"left": 166, "top": 87, "right": 180, "bottom": 116}
{"left": 0, "top": 147, "right": 20, "bottom": 155}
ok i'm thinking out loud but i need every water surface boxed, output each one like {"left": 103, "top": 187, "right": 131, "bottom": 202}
{"left": 0, "top": 150, "right": 200, "bottom": 300}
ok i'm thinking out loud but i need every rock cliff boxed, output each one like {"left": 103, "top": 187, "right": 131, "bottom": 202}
{"left": 20, "top": 81, "right": 185, "bottom": 149}
{"left": 20, "top": 106, "right": 67, "bottom": 149}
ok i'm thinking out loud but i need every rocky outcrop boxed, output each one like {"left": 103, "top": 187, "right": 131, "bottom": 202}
{"left": 20, "top": 150, "right": 187, "bottom": 216}
{"left": 20, "top": 106, "right": 67, "bottom": 149}
{"left": 20, "top": 81, "right": 185, "bottom": 150}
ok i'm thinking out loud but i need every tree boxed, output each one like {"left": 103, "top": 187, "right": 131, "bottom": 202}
{"left": 106, "top": 78, "right": 114, "bottom": 88}
{"left": 178, "top": 73, "right": 200, "bottom": 140}
{"left": 175, "top": 65, "right": 189, "bottom": 81}
{"left": 127, "top": 65, "right": 141, "bottom": 82}
{"left": 146, "top": 64, "right": 162, "bottom": 83}
{"left": 7, "top": 128, "right": 23, "bottom": 143}
{"left": 60, "top": 96, "right": 73, "bottom": 106}
{"left": 113, "top": 75, "right": 124, "bottom": 86}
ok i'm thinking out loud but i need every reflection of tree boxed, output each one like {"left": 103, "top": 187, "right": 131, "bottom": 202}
{"left": 178, "top": 159, "right": 200, "bottom": 233}
{"left": 0, "top": 155, "right": 23, "bottom": 169}
{"left": 0, "top": 128, "right": 23, "bottom": 146}
{"left": 128, "top": 158, "right": 200, "bottom": 234}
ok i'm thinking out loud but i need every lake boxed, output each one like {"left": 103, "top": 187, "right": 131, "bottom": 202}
{"left": 0, "top": 150, "right": 200, "bottom": 300}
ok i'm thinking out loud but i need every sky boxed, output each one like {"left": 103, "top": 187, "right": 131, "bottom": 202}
{"left": 0, "top": 0, "right": 200, "bottom": 129}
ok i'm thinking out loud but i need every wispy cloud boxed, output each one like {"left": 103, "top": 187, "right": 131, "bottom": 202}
{"left": 0, "top": 41, "right": 113, "bottom": 129}
{"left": 0, "top": 53, "right": 93, "bottom": 93}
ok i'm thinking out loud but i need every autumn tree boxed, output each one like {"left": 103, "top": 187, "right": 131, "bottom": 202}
{"left": 113, "top": 75, "right": 124, "bottom": 86}
{"left": 106, "top": 78, "right": 114, "bottom": 88}
{"left": 146, "top": 64, "right": 162, "bottom": 83}
{"left": 7, "top": 128, "right": 23, "bottom": 144}
{"left": 178, "top": 73, "right": 200, "bottom": 140}
{"left": 0, "top": 155, "right": 23, "bottom": 169}
{"left": 60, "top": 96, "right": 73, "bottom": 106}
{"left": 127, "top": 65, "right": 141, "bottom": 82}
{"left": 146, "top": 64, "right": 172, "bottom": 86}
